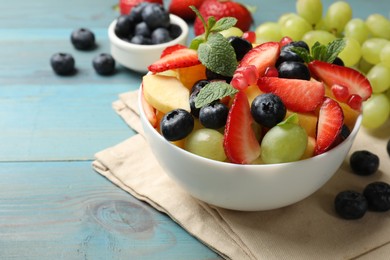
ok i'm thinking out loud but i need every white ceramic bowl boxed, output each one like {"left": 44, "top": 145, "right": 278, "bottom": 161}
{"left": 108, "top": 14, "right": 189, "bottom": 73}
{"left": 138, "top": 88, "right": 362, "bottom": 211}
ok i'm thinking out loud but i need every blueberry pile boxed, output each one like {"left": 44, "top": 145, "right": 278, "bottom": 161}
{"left": 335, "top": 150, "right": 390, "bottom": 220}
{"left": 114, "top": 3, "right": 182, "bottom": 45}
{"left": 50, "top": 28, "right": 116, "bottom": 76}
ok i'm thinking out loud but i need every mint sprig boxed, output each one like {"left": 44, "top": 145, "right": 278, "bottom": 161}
{"left": 189, "top": 6, "right": 238, "bottom": 77}
{"left": 198, "top": 33, "right": 238, "bottom": 77}
{"left": 291, "top": 38, "right": 346, "bottom": 64}
{"left": 195, "top": 81, "right": 238, "bottom": 109}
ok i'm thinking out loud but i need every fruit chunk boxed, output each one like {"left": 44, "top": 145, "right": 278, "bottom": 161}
{"left": 223, "top": 91, "right": 261, "bottom": 164}
{"left": 141, "top": 85, "right": 157, "bottom": 127}
{"left": 308, "top": 60, "right": 372, "bottom": 105}
{"left": 148, "top": 48, "right": 200, "bottom": 73}
{"left": 258, "top": 77, "right": 325, "bottom": 113}
{"left": 231, "top": 42, "right": 280, "bottom": 90}
{"left": 315, "top": 97, "right": 344, "bottom": 155}
{"left": 142, "top": 74, "right": 190, "bottom": 113}
{"left": 177, "top": 64, "right": 207, "bottom": 89}
{"left": 286, "top": 110, "right": 318, "bottom": 138}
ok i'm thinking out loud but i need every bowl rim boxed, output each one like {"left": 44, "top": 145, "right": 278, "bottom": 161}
{"left": 108, "top": 14, "right": 189, "bottom": 51}
{"left": 138, "top": 85, "right": 363, "bottom": 169}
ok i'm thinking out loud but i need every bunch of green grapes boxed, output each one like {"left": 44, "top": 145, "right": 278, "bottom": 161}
{"left": 254, "top": 0, "right": 390, "bottom": 130}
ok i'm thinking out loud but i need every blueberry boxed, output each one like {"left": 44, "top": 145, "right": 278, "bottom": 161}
{"left": 70, "top": 28, "right": 95, "bottom": 50}
{"left": 251, "top": 93, "right": 286, "bottom": 128}
{"left": 282, "top": 41, "right": 310, "bottom": 52}
{"left": 50, "top": 53, "right": 76, "bottom": 76}
{"left": 160, "top": 109, "right": 194, "bottom": 141}
{"left": 168, "top": 23, "right": 182, "bottom": 40}
{"left": 206, "top": 68, "right": 232, "bottom": 83}
{"left": 227, "top": 36, "right": 253, "bottom": 61}
{"left": 350, "top": 150, "right": 380, "bottom": 176}
{"left": 128, "top": 2, "right": 149, "bottom": 23}
{"left": 277, "top": 61, "right": 311, "bottom": 80}
{"left": 191, "top": 80, "right": 209, "bottom": 94}
{"left": 115, "top": 15, "right": 134, "bottom": 38}
{"left": 142, "top": 3, "right": 170, "bottom": 30}
{"left": 363, "top": 182, "right": 390, "bottom": 212}
{"left": 134, "top": 22, "right": 151, "bottom": 38}
{"left": 92, "top": 53, "right": 116, "bottom": 75}
{"left": 151, "top": 28, "right": 172, "bottom": 44}
{"left": 189, "top": 80, "right": 209, "bottom": 118}
{"left": 387, "top": 139, "right": 390, "bottom": 156}
{"left": 334, "top": 190, "right": 368, "bottom": 219}
{"left": 130, "top": 35, "right": 152, "bottom": 45}
{"left": 275, "top": 50, "right": 304, "bottom": 67}
{"left": 199, "top": 101, "right": 229, "bottom": 129}
{"left": 333, "top": 57, "right": 345, "bottom": 66}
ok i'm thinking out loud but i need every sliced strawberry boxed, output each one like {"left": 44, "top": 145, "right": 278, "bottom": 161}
{"left": 224, "top": 91, "right": 261, "bottom": 164}
{"left": 148, "top": 48, "right": 200, "bottom": 73}
{"left": 231, "top": 42, "right": 280, "bottom": 90}
{"left": 257, "top": 77, "right": 325, "bottom": 112}
{"left": 315, "top": 97, "right": 344, "bottom": 155}
{"left": 160, "top": 44, "right": 187, "bottom": 58}
{"left": 308, "top": 60, "right": 372, "bottom": 104}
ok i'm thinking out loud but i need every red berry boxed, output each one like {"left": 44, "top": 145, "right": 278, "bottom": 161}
{"left": 224, "top": 91, "right": 261, "bottom": 164}
{"left": 279, "top": 36, "right": 293, "bottom": 47}
{"left": 169, "top": 0, "right": 204, "bottom": 20}
{"left": 315, "top": 97, "right": 344, "bottom": 155}
{"left": 119, "top": 0, "right": 163, "bottom": 15}
{"left": 194, "top": 0, "right": 253, "bottom": 36}
{"left": 242, "top": 31, "right": 256, "bottom": 43}
{"left": 257, "top": 77, "right": 325, "bottom": 113}
{"left": 148, "top": 47, "right": 200, "bottom": 73}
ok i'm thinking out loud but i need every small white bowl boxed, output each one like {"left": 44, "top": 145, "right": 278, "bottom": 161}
{"left": 108, "top": 14, "right": 189, "bottom": 73}
{"left": 138, "top": 88, "right": 362, "bottom": 211}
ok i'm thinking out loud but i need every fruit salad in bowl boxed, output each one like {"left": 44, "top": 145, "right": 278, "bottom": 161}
{"left": 138, "top": 12, "right": 371, "bottom": 211}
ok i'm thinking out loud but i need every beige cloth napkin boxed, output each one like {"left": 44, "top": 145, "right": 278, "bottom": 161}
{"left": 93, "top": 91, "right": 390, "bottom": 260}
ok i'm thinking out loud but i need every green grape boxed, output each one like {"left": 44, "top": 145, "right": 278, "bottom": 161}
{"left": 314, "top": 18, "right": 328, "bottom": 30}
{"left": 380, "top": 43, "right": 390, "bottom": 68}
{"left": 301, "top": 30, "right": 336, "bottom": 50}
{"left": 280, "top": 15, "right": 312, "bottom": 41}
{"left": 366, "top": 63, "right": 390, "bottom": 93}
{"left": 219, "top": 27, "right": 243, "bottom": 38}
{"left": 324, "top": 1, "right": 352, "bottom": 35}
{"left": 255, "top": 22, "right": 282, "bottom": 43}
{"left": 338, "top": 37, "right": 361, "bottom": 67}
{"left": 296, "top": 0, "right": 323, "bottom": 26}
{"left": 361, "top": 38, "right": 389, "bottom": 65}
{"left": 366, "top": 14, "right": 390, "bottom": 40}
{"left": 184, "top": 128, "right": 226, "bottom": 162}
{"left": 260, "top": 119, "right": 308, "bottom": 164}
{"left": 357, "top": 58, "right": 374, "bottom": 74}
{"left": 278, "top": 13, "right": 300, "bottom": 26}
{"left": 344, "top": 18, "right": 370, "bottom": 44}
{"left": 386, "top": 88, "right": 390, "bottom": 101}
{"left": 362, "top": 94, "right": 390, "bottom": 129}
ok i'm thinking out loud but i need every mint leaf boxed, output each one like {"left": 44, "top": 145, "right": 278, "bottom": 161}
{"left": 324, "top": 38, "right": 346, "bottom": 63}
{"left": 195, "top": 81, "right": 238, "bottom": 108}
{"left": 211, "top": 17, "right": 237, "bottom": 32}
{"left": 290, "top": 46, "right": 313, "bottom": 63}
{"left": 198, "top": 33, "right": 238, "bottom": 77}
{"left": 290, "top": 39, "right": 346, "bottom": 64}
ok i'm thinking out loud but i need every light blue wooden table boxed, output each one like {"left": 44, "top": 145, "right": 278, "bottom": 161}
{"left": 0, "top": 0, "right": 388, "bottom": 259}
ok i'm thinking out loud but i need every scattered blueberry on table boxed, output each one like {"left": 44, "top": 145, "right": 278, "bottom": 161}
{"left": 50, "top": 53, "right": 76, "bottom": 75}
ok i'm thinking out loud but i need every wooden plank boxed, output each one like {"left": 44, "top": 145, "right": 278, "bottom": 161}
{"left": 0, "top": 161, "right": 220, "bottom": 259}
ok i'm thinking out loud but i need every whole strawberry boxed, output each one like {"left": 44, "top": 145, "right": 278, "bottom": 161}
{"left": 194, "top": 0, "right": 253, "bottom": 36}
{"left": 169, "top": 0, "right": 204, "bottom": 20}
{"left": 119, "top": 0, "right": 163, "bottom": 15}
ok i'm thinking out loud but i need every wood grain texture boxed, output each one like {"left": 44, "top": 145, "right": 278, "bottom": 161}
{"left": 0, "top": 161, "right": 220, "bottom": 259}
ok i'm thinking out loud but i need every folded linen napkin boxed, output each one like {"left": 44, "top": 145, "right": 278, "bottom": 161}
{"left": 93, "top": 91, "right": 390, "bottom": 260}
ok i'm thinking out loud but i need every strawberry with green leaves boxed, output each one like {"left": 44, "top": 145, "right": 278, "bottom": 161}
{"left": 193, "top": 0, "right": 253, "bottom": 36}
